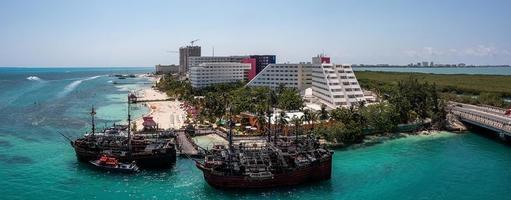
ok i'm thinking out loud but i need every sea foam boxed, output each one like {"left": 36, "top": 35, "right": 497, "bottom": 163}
{"left": 26, "top": 76, "right": 42, "bottom": 81}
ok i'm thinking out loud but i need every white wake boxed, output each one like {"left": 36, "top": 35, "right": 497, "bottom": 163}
{"left": 57, "top": 75, "right": 101, "bottom": 97}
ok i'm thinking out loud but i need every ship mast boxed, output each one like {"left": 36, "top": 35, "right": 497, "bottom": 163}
{"left": 224, "top": 93, "right": 234, "bottom": 174}
{"left": 266, "top": 100, "right": 272, "bottom": 143}
{"left": 127, "top": 94, "right": 132, "bottom": 156}
{"left": 90, "top": 105, "right": 96, "bottom": 136}
{"left": 268, "top": 90, "right": 277, "bottom": 144}
{"left": 226, "top": 98, "right": 233, "bottom": 151}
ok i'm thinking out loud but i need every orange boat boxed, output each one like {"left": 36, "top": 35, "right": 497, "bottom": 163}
{"left": 90, "top": 155, "right": 139, "bottom": 173}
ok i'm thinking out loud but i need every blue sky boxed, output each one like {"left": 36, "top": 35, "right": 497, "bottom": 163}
{"left": 0, "top": 0, "right": 510, "bottom": 67}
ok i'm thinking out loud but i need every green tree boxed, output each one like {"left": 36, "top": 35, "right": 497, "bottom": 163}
{"left": 277, "top": 87, "right": 304, "bottom": 110}
{"left": 360, "top": 103, "right": 399, "bottom": 133}
{"left": 277, "top": 111, "right": 289, "bottom": 135}
{"left": 330, "top": 107, "right": 351, "bottom": 124}
{"left": 290, "top": 115, "right": 303, "bottom": 140}
{"left": 319, "top": 105, "right": 329, "bottom": 122}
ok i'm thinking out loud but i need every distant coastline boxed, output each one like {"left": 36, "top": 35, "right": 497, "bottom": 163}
{"left": 352, "top": 65, "right": 511, "bottom": 68}
{"left": 352, "top": 66, "right": 511, "bottom": 76}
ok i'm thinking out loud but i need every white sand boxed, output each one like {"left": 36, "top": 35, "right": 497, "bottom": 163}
{"left": 134, "top": 79, "right": 187, "bottom": 130}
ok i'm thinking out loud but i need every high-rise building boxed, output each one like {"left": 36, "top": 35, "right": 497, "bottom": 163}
{"left": 188, "top": 56, "right": 248, "bottom": 70}
{"left": 242, "top": 58, "right": 257, "bottom": 80}
{"left": 246, "top": 63, "right": 314, "bottom": 91}
{"left": 155, "top": 64, "right": 179, "bottom": 74}
{"left": 312, "top": 55, "right": 330, "bottom": 64}
{"left": 311, "top": 63, "right": 364, "bottom": 109}
{"left": 248, "top": 55, "right": 276, "bottom": 80}
{"left": 247, "top": 56, "right": 365, "bottom": 109}
{"left": 189, "top": 62, "right": 251, "bottom": 88}
{"left": 179, "top": 46, "right": 201, "bottom": 74}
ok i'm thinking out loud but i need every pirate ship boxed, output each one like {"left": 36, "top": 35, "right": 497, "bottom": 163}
{"left": 70, "top": 95, "right": 176, "bottom": 168}
{"left": 195, "top": 119, "right": 333, "bottom": 189}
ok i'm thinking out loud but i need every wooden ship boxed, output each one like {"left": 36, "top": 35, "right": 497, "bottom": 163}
{"left": 70, "top": 94, "right": 176, "bottom": 168}
{"left": 195, "top": 119, "right": 333, "bottom": 189}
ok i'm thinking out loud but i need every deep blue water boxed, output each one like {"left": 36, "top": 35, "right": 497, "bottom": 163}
{"left": 353, "top": 66, "right": 511, "bottom": 75}
{"left": 1, "top": 67, "right": 511, "bottom": 200}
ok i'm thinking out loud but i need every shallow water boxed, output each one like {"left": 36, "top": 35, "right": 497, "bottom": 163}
{"left": 193, "top": 134, "right": 228, "bottom": 150}
{"left": 1, "top": 67, "right": 511, "bottom": 199}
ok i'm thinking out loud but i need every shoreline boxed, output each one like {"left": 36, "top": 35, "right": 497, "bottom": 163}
{"left": 134, "top": 75, "right": 187, "bottom": 130}
{"left": 328, "top": 129, "right": 462, "bottom": 150}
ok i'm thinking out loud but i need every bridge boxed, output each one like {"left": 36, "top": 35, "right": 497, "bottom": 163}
{"left": 450, "top": 102, "right": 511, "bottom": 138}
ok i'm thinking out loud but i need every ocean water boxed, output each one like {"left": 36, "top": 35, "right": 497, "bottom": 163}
{"left": 353, "top": 66, "right": 511, "bottom": 75}
{"left": 1, "top": 67, "right": 511, "bottom": 200}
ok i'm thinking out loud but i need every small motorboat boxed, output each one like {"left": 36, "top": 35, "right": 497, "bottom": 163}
{"left": 89, "top": 155, "right": 139, "bottom": 173}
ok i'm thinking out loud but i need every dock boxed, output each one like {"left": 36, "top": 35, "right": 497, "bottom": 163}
{"left": 131, "top": 98, "right": 175, "bottom": 103}
{"left": 175, "top": 130, "right": 201, "bottom": 158}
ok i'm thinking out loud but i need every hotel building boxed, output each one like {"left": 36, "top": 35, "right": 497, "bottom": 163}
{"left": 246, "top": 63, "right": 314, "bottom": 91}
{"left": 247, "top": 56, "right": 365, "bottom": 109}
{"left": 188, "top": 56, "right": 248, "bottom": 70}
{"left": 247, "top": 55, "right": 276, "bottom": 80}
{"left": 155, "top": 64, "right": 179, "bottom": 74}
{"left": 311, "top": 63, "right": 364, "bottom": 108}
{"left": 189, "top": 62, "right": 251, "bottom": 88}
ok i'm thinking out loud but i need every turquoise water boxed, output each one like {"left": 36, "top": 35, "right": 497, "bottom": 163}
{"left": 353, "top": 66, "right": 511, "bottom": 75}
{"left": 1, "top": 68, "right": 511, "bottom": 199}
{"left": 193, "top": 134, "right": 228, "bottom": 150}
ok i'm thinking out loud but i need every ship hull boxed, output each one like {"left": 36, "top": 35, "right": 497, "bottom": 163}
{"left": 73, "top": 144, "right": 176, "bottom": 168}
{"left": 196, "top": 156, "right": 332, "bottom": 189}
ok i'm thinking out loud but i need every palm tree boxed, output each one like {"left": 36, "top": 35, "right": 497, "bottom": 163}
{"left": 319, "top": 104, "right": 329, "bottom": 122}
{"left": 290, "top": 115, "right": 303, "bottom": 140}
{"left": 303, "top": 109, "right": 312, "bottom": 133}
{"left": 277, "top": 111, "right": 288, "bottom": 136}
{"left": 255, "top": 112, "right": 267, "bottom": 134}
{"left": 309, "top": 112, "right": 319, "bottom": 136}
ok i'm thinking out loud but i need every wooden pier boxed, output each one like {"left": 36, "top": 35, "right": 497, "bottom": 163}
{"left": 131, "top": 98, "right": 174, "bottom": 103}
{"left": 175, "top": 130, "right": 201, "bottom": 158}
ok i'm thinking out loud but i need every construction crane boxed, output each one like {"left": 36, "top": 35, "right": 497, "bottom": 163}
{"left": 166, "top": 50, "right": 178, "bottom": 53}
{"left": 190, "top": 39, "right": 199, "bottom": 46}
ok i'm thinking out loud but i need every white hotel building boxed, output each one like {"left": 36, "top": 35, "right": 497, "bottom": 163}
{"left": 189, "top": 62, "right": 251, "bottom": 88}
{"left": 188, "top": 56, "right": 252, "bottom": 88}
{"left": 247, "top": 56, "right": 365, "bottom": 109}
{"left": 188, "top": 56, "right": 248, "bottom": 70}
{"left": 311, "top": 63, "right": 364, "bottom": 108}
{"left": 246, "top": 63, "right": 314, "bottom": 91}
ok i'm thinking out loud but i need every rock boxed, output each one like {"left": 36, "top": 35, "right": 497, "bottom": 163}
{"left": 445, "top": 113, "right": 467, "bottom": 132}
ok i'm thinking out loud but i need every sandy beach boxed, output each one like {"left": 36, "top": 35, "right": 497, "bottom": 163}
{"left": 134, "top": 77, "right": 187, "bottom": 130}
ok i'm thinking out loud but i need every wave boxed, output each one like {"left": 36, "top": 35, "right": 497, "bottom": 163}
{"left": 26, "top": 76, "right": 42, "bottom": 81}
{"left": 57, "top": 75, "right": 101, "bottom": 97}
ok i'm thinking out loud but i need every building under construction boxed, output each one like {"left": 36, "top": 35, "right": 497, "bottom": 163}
{"left": 179, "top": 43, "right": 201, "bottom": 75}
